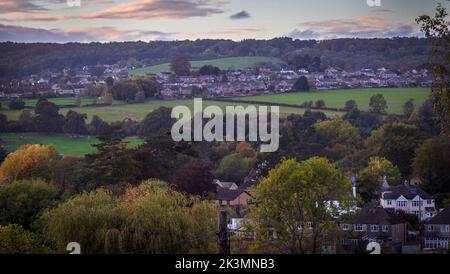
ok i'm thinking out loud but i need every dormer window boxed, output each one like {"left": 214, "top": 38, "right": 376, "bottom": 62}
{"left": 355, "top": 224, "right": 364, "bottom": 232}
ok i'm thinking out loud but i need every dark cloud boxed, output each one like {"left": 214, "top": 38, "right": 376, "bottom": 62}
{"left": 288, "top": 29, "right": 321, "bottom": 40}
{"left": 0, "top": 24, "right": 176, "bottom": 43}
{"left": 229, "top": 10, "right": 250, "bottom": 20}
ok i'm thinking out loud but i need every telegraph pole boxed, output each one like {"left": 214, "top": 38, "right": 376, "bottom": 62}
{"left": 218, "top": 209, "right": 230, "bottom": 254}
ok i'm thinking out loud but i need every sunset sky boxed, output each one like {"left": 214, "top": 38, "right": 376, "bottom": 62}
{"left": 0, "top": 0, "right": 447, "bottom": 43}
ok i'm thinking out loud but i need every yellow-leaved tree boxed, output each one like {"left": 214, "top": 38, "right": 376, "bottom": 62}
{"left": 0, "top": 144, "right": 60, "bottom": 183}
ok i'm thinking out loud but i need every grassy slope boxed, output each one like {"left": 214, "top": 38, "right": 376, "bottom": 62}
{"left": 0, "top": 133, "right": 143, "bottom": 157}
{"left": 130, "top": 56, "right": 285, "bottom": 76}
{"left": 232, "top": 88, "right": 430, "bottom": 114}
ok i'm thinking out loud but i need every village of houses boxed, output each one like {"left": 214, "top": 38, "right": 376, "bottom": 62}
{"left": 216, "top": 172, "right": 450, "bottom": 254}
{"left": 0, "top": 64, "right": 432, "bottom": 100}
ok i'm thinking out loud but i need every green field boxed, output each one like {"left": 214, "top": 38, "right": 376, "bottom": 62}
{"left": 232, "top": 88, "right": 430, "bottom": 115}
{"left": 0, "top": 88, "right": 430, "bottom": 123}
{"left": 130, "top": 56, "right": 286, "bottom": 76}
{"left": 0, "top": 133, "right": 144, "bottom": 157}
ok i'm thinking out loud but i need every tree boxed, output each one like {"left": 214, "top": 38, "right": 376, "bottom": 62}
{"left": 0, "top": 146, "right": 7, "bottom": 164}
{"left": 83, "top": 84, "right": 107, "bottom": 99}
{"left": 199, "top": 65, "right": 221, "bottom": 76}
{"left": 170, "top": 55, "right": 191, "bottom": 76}
{"left": 111, "top": 81, "right": 141, "bottom": 102}
{"left": 416, "top": 3, "right": 450, "bottom": 135}
{"left": 414, "top": 99, "right": 440, "bottom": 136}
{"left": 105, "top": 76, "right": 115, "bottom": 87}
{"left": 134, "top": 77, "right": 160, "bottom": 98}
{"left": 366, "top": 121, "right": 425, "bottom": 176}
{"left": 359, "top": 157, "right": 401, "bottom": 201}
{"left": 214, "top": 153, "right": 253, "bottom": 184}
{"left": 138, "top": 107, "right": 174, "bottom": 138}
{"left": 0, "top": 224, "right": 52, "bottom": 254}
{"left": 8, "top": 99, "right": 25, "bottom": 110}
{"left": 33, "top": 100, "right": 64, "bottom": 133}
{"left": 403, "top": 99, "right": 415, "bottom": 118}
{"left": 134, "top": 90, "right": 145, "bottom": 103}
{"left": 88, "top": 115, "right": 109, "bottom": 136}
{"left": 235, "top": 142, "right": 256, "bottom": 158}
{"left": 103, "top": 92, "right": 113, "bottom": 105}
{"left": 315, "top": 99, "right": 325, "bottom": 109}
{"left": 63, "top": 110, "right": 87, "bottom": 135}
{"left": 247, "top": 157, "right": 355, "bottom": 254}
{"left": 0, "top": 144, "right": 60, "bottom": 183}
{"left": 40, "top": 181, "right": 217, "bottom": 254}
{"left": 0, "top": 179, "right": 59, "bottom": 228}
{"left": 344, "top": 100, "right": 358, "bottom": 112}
{"left": 369, "top": 94, "right": 388, "bottom": 114}
{"left": 314, "top": 120, "right": 361, "bottom": 148}
{"left": 293, "top": 76, "right": 310, "bottom": 92}
{"left": 0, "top": 113, "right": 6, "bottom": 132}
{"left": 171, "top": 160, "right": 215, "bottom": 196}
{"left": 413, "top": 135, "right": 450, "bottom": 197}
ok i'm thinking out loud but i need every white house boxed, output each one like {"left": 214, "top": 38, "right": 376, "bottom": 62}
{"left": 380, "top": 178, "right": 437, "bottom": 221}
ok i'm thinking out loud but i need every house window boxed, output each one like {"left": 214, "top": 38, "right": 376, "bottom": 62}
{"left": 355, "top": 224, "right": 364, "bottom": 232}
{"left": 413, "top": 211, "right": 421, "bottom": 218}
{"left": 427, "top": 200, "right": 433, "bottom": 205}
{"left": 382, "top": 225, "right": 389, "bottom": 232}
{"left": 427, "top": 225, "right": 434, "bottom": 232}
{"left": 387, "top": 200, "right": 393, "bottom": 206}
{"left": 442, "top": 225, "right": 450, "bottom": 233}
{"left": 306, "top": 222, "right": 313, "bottom": 229}
{"left": 370, "top": 224, "right": 379, "bottom": 232}
{"left": 412, "top": 201, "right": 422, "bottom": 207}
{"left": 396, "top": 201, "right": 407, "bottom": 207}
{"left": 342, "top": 224, "right": 350, "bottom": 231}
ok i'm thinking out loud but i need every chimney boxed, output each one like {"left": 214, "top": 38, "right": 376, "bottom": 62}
{"left": 350, "top": 176, "right": 357, "bottom": 198}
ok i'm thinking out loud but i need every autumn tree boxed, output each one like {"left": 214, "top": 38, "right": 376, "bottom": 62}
{"left": 170, "top": 55, "right": 191, "bottom": 76}
{"left": 0, "top": 144, "right": 60, "bottom": 182}
{"left": 247, "top": 157, "right": 355, "bottom": 254}
{"left": 171, "top": 160, "right": 215, "bottom": 196}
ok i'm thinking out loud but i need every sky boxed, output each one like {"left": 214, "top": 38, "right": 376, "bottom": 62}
{"left": 0, "top": 0, "right": 448, "bottom": 43}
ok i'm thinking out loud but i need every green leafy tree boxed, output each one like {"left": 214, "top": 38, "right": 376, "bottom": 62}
{"left": 403, "top": 98, "right": 415, "bottom": 118}
{"left": 33, "top": 100, "right": 64, "bottom": 133}
{"left": 413, "top": 135, "right": 450, "bottom": 198}
{"left": 0, "top": 224, "right": 52, "bottom": 254}
{"left": 137, "top": 107, "right": 174, "bottom": 138}
{"left": 214, "top": 153, "right": 253, "bottom": 184}
{"left": 369, "top": 94, "right": 388, "bottom": 114}
{"left": 314, "top": 120, "right": 361, "bottom": 148}
{"left": 40, "top": 181, "right": 217, "bottom": 254}
{"left": 359, "top": 157, "right": 401, "bottom": 201}
{"left": 247, "top": 157, "right": 355, "bottom": 254}
{"left": 8, "top": 99, "right": 25, "bottom": 110}
{"left": 416, "top": 3, "right": 450, "bottom": 135}
{"left": 366, "top": 121, "right": 425, "bottom": 176}
{"left": 0, "top": 179, "right": 59, "bottom": 228}
{"left": 63, "top": 110, "right": 87, "bottom": 135}
{"left": 293, "top": 76, "right": 310, "bottom": 92}
{"left": 344, "top": 100, "right": 358, "bottom": 112}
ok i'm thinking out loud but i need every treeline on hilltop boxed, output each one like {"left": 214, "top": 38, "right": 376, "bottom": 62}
{"left": 0, "top": 37, "right": 433, "bottom": 80}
